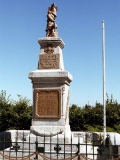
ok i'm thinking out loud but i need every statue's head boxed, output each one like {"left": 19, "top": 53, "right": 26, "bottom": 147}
{"left": 50, "top": 3, "right": 58, "bottom": 17}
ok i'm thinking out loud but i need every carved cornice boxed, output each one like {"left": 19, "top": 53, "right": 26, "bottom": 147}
{"left": 38, "top": 37, "right": 65, "bottom": 49}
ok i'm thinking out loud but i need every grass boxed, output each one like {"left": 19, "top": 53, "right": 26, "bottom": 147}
{"left": 83, "top": 124, "right": 120, "bottom": 133}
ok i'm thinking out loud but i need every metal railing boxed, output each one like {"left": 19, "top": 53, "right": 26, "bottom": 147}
{"left": 0, "top": 131, "right": 120, "bottom": 160}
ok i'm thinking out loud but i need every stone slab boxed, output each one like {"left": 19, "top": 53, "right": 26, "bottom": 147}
{"left": 29, "top": 70, "right": 73, "bottom": 84}
{"left": 38, "top": 37, "right": 65, "bottom": 49}
{"left": 30, "top": 125, "right": 71, "bottom": 136}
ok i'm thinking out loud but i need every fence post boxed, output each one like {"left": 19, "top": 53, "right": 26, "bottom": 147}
{"left": 35, "top": 136, "right": 38, "bottom": 160}
{"left": 76, "top": 135, "right": 80, "bottom": 160}
{"left": 78, "top": 141, "right": 80, "bottom": 160}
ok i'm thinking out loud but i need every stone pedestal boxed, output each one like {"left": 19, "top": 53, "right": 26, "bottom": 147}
{"left": 29, "top": 37, "right": 72, "bottom": 139}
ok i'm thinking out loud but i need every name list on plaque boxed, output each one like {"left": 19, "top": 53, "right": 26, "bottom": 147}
{"left": 35, "top": 89, "right": 61, "bottom": 118}
{"left": 39, "top": 54, "right": 60, "bottom": 69}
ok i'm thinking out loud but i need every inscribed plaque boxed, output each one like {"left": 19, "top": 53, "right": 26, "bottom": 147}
{"left": 35, "top": 89, "right": 61, "bottom": 118}
{"left": 39, "top": 54, "right": 59, "bottom": 69}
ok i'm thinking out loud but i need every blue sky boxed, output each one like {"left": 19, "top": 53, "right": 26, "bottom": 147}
{"left": 0, "top": 0, "right": 120, "bottom": 107}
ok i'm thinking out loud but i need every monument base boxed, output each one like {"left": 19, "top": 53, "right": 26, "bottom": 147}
{"left": 29, "top": 69, "right": 72, "bottom": 140}
{"left": 29, "top": 125, "right": 72, "bottom": 138}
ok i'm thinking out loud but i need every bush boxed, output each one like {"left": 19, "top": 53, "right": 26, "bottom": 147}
{"left": 0, "top": 91, "right": 32, "bottom": 131}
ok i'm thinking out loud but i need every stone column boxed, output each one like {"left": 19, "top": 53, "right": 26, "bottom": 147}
{"left": 29, "top": 37, "right": 73, "bottom": 137}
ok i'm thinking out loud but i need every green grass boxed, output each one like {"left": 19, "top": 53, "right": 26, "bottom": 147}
{"left": 83, "top": 125, "right": 120, "bottom": 133}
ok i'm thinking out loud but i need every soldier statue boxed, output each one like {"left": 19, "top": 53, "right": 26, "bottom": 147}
{"left": 46, "top": 3, "right": 58, "bottom": 37}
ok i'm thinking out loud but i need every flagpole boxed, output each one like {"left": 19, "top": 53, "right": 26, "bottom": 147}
{"left": 102, "top": 20, "right": 106, "bottom": 144}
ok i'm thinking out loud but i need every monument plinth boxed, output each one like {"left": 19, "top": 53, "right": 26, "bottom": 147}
{"left": 29, "top": 3, "right": 73, "bottom": 140}
{"left": 38, "top": 37, "right": 64, "bottom": 70}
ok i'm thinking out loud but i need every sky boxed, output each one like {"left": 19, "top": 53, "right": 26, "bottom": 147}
{"left": 0, "top": 0, "right": 120, "bottom": 107}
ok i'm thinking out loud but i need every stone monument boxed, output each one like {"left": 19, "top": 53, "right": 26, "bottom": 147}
{"left": 29, "top": 3, "right": 72, "bottom": 140}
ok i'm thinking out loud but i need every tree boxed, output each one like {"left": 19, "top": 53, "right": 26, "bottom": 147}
{"left": 69, "top": 104, "right": 86, "bottom": 131}
{"left": 0, "top": 91, "right": 32, "bottom": 131}
{"left": 12, "top": 95, "right": 32, "bottom": 130}
{"left": 69, "top": 96, "right": 120, "bottom": 133}
{"left": 0, "top": 90, "right": 13, "bottom": 131}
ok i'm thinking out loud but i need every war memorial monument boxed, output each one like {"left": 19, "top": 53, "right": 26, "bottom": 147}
{"left": 29, "top": 3, "right": 72, "bottom": 140}
{"left": 0, "top": 3, "right": 120, "bottom": 160}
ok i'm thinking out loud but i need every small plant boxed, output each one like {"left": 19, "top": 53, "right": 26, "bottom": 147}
{"left": 84, "top": 133, "right": 92, "bottom": 143}
{"left": 12, "top": 131, "right": 20, "bottom": 151}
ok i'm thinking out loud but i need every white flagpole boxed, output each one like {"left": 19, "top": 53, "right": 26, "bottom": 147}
{"left": 102, "top": 20, "right": 106, "bottom": 144}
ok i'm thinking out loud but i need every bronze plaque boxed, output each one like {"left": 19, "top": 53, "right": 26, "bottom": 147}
{"left": 35, "top": 89, "right": 61, "bottom": 118}
{"left": 39, "top": 54, "right": 59, "bottom": 69}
